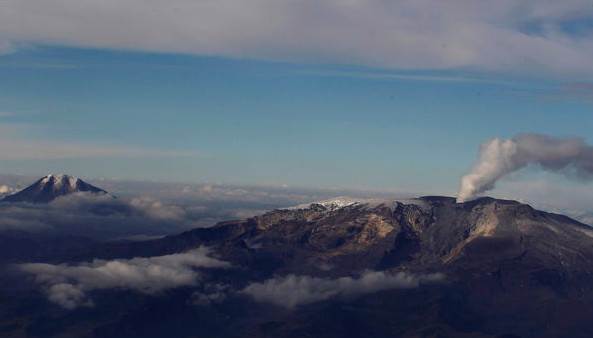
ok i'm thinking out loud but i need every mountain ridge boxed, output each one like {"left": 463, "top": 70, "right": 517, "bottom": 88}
{"left": 80, "top": 195, "right": 593, "bottom": 270}
{"left": 57, "top": 194, "right": 593, "bottom": 337}
{"left": 1, "top": 174, "right": 107, "bottom": 203}
{"left": 5, "top": 194, "right": 593, "bottom": 337}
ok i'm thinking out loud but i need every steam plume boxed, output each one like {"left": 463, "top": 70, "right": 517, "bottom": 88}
{"left": 457, "top": 133, "right": 593, "bottom": 202}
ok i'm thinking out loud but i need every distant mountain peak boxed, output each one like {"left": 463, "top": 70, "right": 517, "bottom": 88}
{"left": 40, "top": 174, "right": 81, "bottom": 189}
{"left": 1, "top": 174, "right": 107, "bottom": 203}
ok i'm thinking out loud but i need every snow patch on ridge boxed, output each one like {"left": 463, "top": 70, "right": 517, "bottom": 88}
{"left": 41, "top": 174, "right": 81, "bottom": 191}
{"left": 288, "top": 197, "right": 363, "bottom": 211}
{"left": 287, "top": 196, "right": 429, "bottom": 212}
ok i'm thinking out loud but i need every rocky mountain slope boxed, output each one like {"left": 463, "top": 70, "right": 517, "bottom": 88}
{"left": 95, "top": 196, "right": 593, "bottom": 276}
{"left": 4, "top": 195, "right": 593, "bottom": 338}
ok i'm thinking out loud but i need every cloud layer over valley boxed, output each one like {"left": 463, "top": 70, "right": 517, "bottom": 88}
{"left": 20, "top": 247, "right": 230, "bottom": 309}
{"left": 242, "top": 271, "right": 445, "bottom": 308}
{"left": 0, "top": 193, "right": 204, "bottom": 239}
{"left": 0, "top": 175, "right": 403, "bottom": 240}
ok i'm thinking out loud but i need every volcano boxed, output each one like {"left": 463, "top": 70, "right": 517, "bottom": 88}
{"left": 5, "top": 195, "right": 593, "bottom": 337}
{"left": 1, "top": 174, "right": 107, "bottom": 203}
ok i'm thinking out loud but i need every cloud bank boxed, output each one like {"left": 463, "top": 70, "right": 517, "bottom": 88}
{"left": 1, "top": 1, "right": 593, "bottom": 76}
{"left": 20, "top": 247, "right": 230, "bottom": 309}
{"left": 0, "top": 192, "right": 200, "bottom": 237}
{"left": 458, "top": 133, "right": 593, "bottom": 202}
{"left": 241, "top": 271, "right": 444, "bottom": 308}
{"left": 0, "top": 175, "right": 401, "bottom": 239}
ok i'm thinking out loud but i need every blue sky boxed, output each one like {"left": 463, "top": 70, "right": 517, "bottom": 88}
{"left": 1, "top": 46, "right": 592, "bottom": 194}
{"left": 1, "top": 1, "right": 593, "bottom": 197}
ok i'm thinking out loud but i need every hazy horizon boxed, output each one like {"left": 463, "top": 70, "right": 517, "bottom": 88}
{"left": 2, "top": 1, "right": 593, "bottom": 225}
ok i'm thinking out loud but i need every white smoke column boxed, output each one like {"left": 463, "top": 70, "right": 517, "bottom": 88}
{"left": 457, "top": 133, "right": 593, "bottom": 202}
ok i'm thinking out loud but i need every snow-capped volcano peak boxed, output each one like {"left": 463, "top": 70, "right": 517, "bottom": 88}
{"left": 40, "top": 174, "right": 82, "bottom": 191}
{"left": 2, "top": 174, "right": 107, "bottom": 203}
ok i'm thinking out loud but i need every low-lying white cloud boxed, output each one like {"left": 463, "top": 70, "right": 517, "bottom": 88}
{"left": 1, "top": 1, "right": 593, "bottom": 76}
{"left": 20, "top": 247, "right": 231, "bottom": 309}
{"left": 191, "top": 283, "right": 231, "bottom": 306}
{"left": 127, "top": 197, "right": 187, "bottom": 221}
{"left": 0, "top": 185, "right": 15, "bottom": 195}
{"left": 242, "top": 271, "right": 444, "bottom": 308}
{"left": 0, "top": 192, "right": 199, "bottom": 237}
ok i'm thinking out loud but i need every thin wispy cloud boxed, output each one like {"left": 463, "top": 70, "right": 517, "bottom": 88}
{"left": 0, "top": 124, "right": 199, "bottom": 160}
{"left": 0, "top": 61, "right": 81, "bottom": 70}
{"left": 561, "top": 82, "right": 593, "bottom": 102}
{"left": 296, "top": 69, "right": 512, "bottom": 85}
{"left": 0, "top": 1, "right": 593, "bottom": 77}
{"left": 0, "top": 139, "right": 198, "bottom": 160}
{"left": 0, "top": 40, "right": 13, "bottom": 54}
